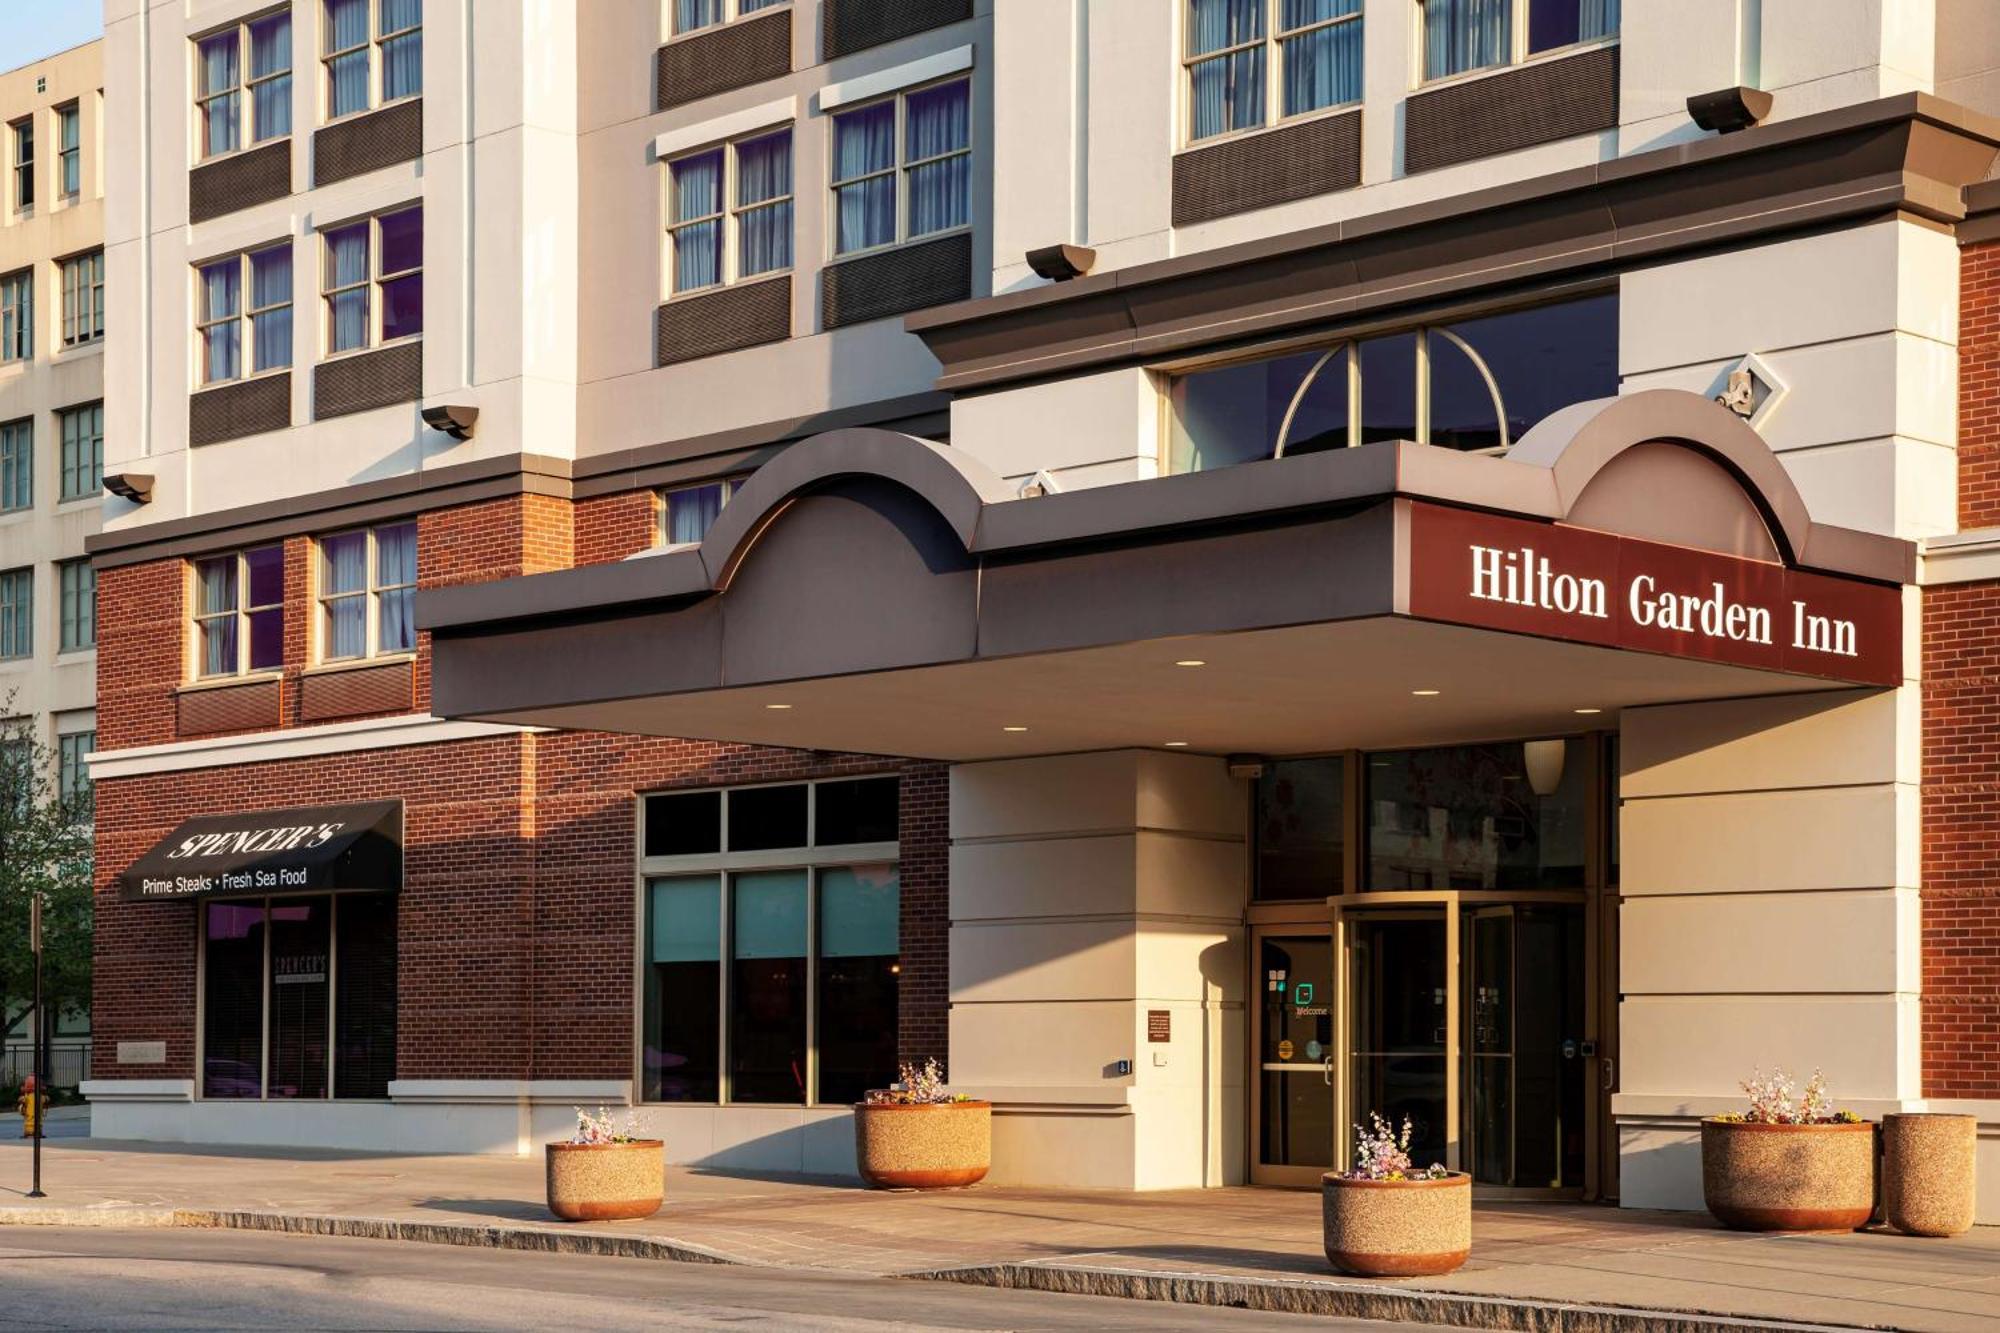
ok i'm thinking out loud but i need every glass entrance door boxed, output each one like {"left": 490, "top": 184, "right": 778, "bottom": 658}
{"left": 1465, "top": 904, "right": 1587, "bottom": 1190}
{"left": 1343, "top": 909, "right": 1449, "bottom": 1171}
{"left": 1252, "top": 931, "right": 1336, "bottom": 1185}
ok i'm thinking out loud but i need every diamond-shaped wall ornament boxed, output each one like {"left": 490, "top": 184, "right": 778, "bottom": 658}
{"left": 1712, "top": 351, "right": 1790, "bottom": 432}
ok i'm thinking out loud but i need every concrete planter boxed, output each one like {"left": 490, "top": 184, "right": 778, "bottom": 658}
{"left": 1320, "top": 1172, "right": 1472, "bottom": 1277}
{"left": 1699, "top": 1119, "right": 1874, "bottom": 1232}
{"left": 545, "top": 1140, "right": 665, "bottom": 1221}
{"left": 1883, "top": 1112, "right": 1978, "bottom": 1237}
{"left": 853, "top": 1100, "right": 991, "bottom": 1189}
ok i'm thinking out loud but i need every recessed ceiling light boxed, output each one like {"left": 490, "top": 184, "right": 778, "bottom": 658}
{"left": 1164, "top": 741, "right": 1190, "bottom": 748}
{"left": 764, "top": 703, "right": 793, "bottom": 710}
{"left": 1003, "top": 725, "right": 1028, "bottom": 733}
{"left": 1411, "top": 689, "right": 1441, "bottom": 697}
{"left": 1175, "top": 659, "right": 1207, "bottom": 668}
{"left": 1574, "top": 707, "right": 1603, "bottom": 715}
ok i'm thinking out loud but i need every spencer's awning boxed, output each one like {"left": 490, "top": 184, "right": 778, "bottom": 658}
{"left": 120, "top": 800, "right": 403, "bottom": 903}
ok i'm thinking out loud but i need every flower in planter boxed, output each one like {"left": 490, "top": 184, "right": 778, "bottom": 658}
{"left": 570, "top": 1105, "right": 643, "bottom": 1144}
{"left": 1712, "top": 1068, "right": 1863, "bottom": 1126}
{"left": 863, "top": 1058, "right": 976, "bottom": 1106}
{"left": 1341, "top": 1111, "right": 1450, "bottom": 1181}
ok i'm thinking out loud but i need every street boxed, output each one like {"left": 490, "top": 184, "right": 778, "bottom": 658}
{"left": 0, "top": 1227, "right": 1423, "bottom": 1332}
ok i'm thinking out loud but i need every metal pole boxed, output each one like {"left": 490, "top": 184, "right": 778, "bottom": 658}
{"left": 27, "top": 890, "right": 43, "bottom": 1198}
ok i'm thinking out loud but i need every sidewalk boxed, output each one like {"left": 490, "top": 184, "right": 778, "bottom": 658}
{"left": 3, "top": 1136, "right": 1996, "bottom": 1332}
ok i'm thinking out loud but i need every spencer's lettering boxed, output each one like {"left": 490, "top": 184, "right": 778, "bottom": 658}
{"left": 166, "top": 821, "right": 346, "bottom": 860}
{"left": 1470, "top": 545, "right": 1609, "bottom": 618}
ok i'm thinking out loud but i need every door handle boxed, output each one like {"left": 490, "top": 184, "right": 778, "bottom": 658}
{"left": 1322, "top": 1055, "right": 1334, "bottom": 1086}
{"left": 1601, "top": 1057, "right": 1616, "bottom": 1093}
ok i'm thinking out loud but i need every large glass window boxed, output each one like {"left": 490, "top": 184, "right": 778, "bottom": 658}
{"left": 0, "top": 269, "right": 28, "bottom": 362}
{"left": 1421, "top": 0, "right": 1619, "bottom": 82}
{"left": 831, "top": 79, "right": 970, "bottom": 257}
{"left": 1167, "top": 293, "right": 1616, "bottom": 472}
{"left": 59, "top": 250, "right": 103, "bottom": 347}
{"left": 57, "top": 558, "right": 93, "bottom": 652}
{"left": 324, "top": 0, "right": 421, "bottom": 120}
{"left": 322, "top": 205, "right": 421, "bottom": 355}
{"left": 1255, "top": 757, "right": 1345, "bottom": 899}
{"left": 317, "top": 521, "right": 416, "bottom": 661}
{"left": 57, "top": 401, "right": 102, "bottom": 501}
{"left": 1185, "top": 0, "right": 1362, "bottom": 144}
{"left": 0, "top": 567, "right": 30, "bottom": 659}
{"left": 1365, "top": 740, "right": 1588, "bottom": 890}
{"left": 202, "top": 895, "right": 397, "bottom": 1100}
{"left": 193, "top": 545, "right": 285, "bottom": 677}
{"left": 667, "top": 130, "right": 792, "bottom": 295}
{"left": 0, "top": 419, "right": 30, "bottom": 512}
{"left": 641, "top": 777, "right": 901, "bottom": 1106}
{"left": 198, "top": 245, "right": 293, "bottom": 384}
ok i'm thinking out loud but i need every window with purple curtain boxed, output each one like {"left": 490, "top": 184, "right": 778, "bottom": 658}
{"left": 832, "top": 101, "right": 896, "bottom": 255}
{"left": 905, "top": 81, "right": 970, "bottom": 239}
{"left": 377, "top": 206, "right": 423, "bottom": 341}
{"left": 198, "top": 257, "right": 241, "bottom": 384}
{"left": 243, "top": 545, "right": 285, "bottom": 671}
{"left": 249, "top": 246, "right": 292, "bottom": 372}
{"left": 735, "top": 132, "right": 792, "bottom": 278}
{"left": 374, "top": 522, "right": 417, "bottom": 654}
{"left": 320, "top": 531, "right": 369, "bottom": 660}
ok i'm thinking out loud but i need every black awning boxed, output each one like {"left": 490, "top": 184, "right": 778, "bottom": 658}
{"left": 119, "top": 800, "right": 403, "bottom": 903}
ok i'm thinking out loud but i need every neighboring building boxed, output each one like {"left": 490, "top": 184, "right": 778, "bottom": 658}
{"left": 81, "top": 0, "right": 2000, "bottom": 1222}
{"left": 0, "top": 39, "right": 103, "bottom": 1084}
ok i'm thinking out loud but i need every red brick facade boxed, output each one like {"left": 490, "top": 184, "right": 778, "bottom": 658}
{"left": 92, "top": 492, "right": 949, "bottom": 1090}
{"left": 1921, "top": 237, "right": 2000, "bottom": 1098}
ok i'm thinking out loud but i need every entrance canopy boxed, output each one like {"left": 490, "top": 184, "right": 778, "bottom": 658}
{"left": 419, "top": 391, "right": 1910, "bottom": 761}
{"left": 119, "top": 799, "right": 403, "bottom": 902}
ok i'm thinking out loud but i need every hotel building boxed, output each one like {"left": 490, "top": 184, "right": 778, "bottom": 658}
{"left": 83, "top": 0, "right": 2000, "bottom": 1218}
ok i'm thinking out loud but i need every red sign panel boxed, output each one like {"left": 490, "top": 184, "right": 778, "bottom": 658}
{"left": 1406, "top": 502, "right": 1901, "bottom": 686}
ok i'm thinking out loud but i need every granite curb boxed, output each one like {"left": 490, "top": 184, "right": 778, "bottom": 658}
{"left": 907, "top": 1261, "right": 1886, "bottom": 1333}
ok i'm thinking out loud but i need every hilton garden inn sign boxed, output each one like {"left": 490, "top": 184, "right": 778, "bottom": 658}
{"left": 1407, "top": 503, "right": 1900, "bottom": 686}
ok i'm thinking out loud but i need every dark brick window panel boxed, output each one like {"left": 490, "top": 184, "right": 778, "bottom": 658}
{"left": 823, "top": 0, "right": 971, "bottom": 61}
{"left": 656, "top": 9, "right": 791, "bottom": 113}
{"left": 1173, "top": 110, "right": 1361, "bottom": 226}
{"left": 1405, "top": 44, "right": 1619, "bottom": 175}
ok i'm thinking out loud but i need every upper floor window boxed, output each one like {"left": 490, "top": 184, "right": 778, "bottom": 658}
{"left": 197, "top": 10, "right": 293, "bottom": 159}
{"left": 57, "top": 725, "right": 93, "bottom": 821}
{"left": 1166, "top": 292, "right": 1616, "bottom": 472}
{"left": 60, "top": 250, "right": 104, "bottom": 347}
{"left": 672, "top": 0, "right": 788, "bottom": 36}
{"left": 322, "top": 205, "right": 421, "bottom": 355}
{"left": 58, "top": 559, "right": 94, "bottom": 653}
{"left": 1420, "top": 0, "right": 1618, "bottom": 82}
{"left": 0, "top": 420, "right": 28, "bottom": 513}
{"left": 9, "top": 117, "right": 31, "bottom": 213}
{"left": 662, "top": 479, "right": 737, "bottom": 546}
{"left": 317, "top": 521, "right": 416, "bottom": 661}
{"left": 55, "top": 103, "right": 79, "bottom": 198}
{"left": 193, "top": 546, "right": 284, "bottom": 678}
{"left": 0, "top": 269, "right": 29, "bottom": 363}
{"left": 668, "top": 130, "right": 792, "bottom": 294}
{"left": 58, "top": 402, "right": 103, "bottom": 503}
{"left": 831, "top": 78, "right": 969, "bottom": 257}
{"left": 324, "top": 0, "right": 422, "bottom": 120}
{"left": 0, "top": 567, "right": 31, "bottom": 660}
{"left": 198, "top": 244, "right": 294, "bottom": 384}
{"left": 1185, "top": 0, "right": 1362, "bottom": 144}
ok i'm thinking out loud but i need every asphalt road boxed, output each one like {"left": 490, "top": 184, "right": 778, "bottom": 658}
{"left": 0, "top": 1227, "right": 1423, "bottom": 1332}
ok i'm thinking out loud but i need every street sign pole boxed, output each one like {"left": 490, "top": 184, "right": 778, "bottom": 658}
{"left": 26, "top": 890, "right": 44, "bottom": 1198}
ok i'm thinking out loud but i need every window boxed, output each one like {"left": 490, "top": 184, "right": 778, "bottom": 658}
{"left": 322, "top": 205, "right": 421, "bottom": 355}
{"left": 60, "top": 250, "right": 104, "bottom": 347}
{"left": 1255, "top": 757, "right": 1345, "bottom": 899}
{"left": 317, "top": 521, "right": 416, "bottom": 661}
{"left": 193, "top": 546, "right": 285, "bottom": 677}
{"left": 57, "top": 727, "right": 93, "bottom": 821}
{"left": 1420, "top": 0, "right": 1618, "bottom": 82}
{"left": 661, "top": 479, "right": 736, "bottom": 546}
{"left": 0, "top": 269, "right": 28, "bottom": 362}
{"left": 58, "top": 402, "right": 102, "bottom": 502}
{"left": 9, "top": 117, "right": 30, "bottom": 213}
{"left": 1366, "top": 741, "right": 1587, "bottom": 889}
{"left": 0, "top": 420, "right": 29, "bottom": 512}
{"left": 324, "top": 0, "right": 422, "bottom": 120}
{"left": 0, "top": 567, "right": 31, "bottom": 659}
{"left": 198, "top": 245, "right": 293, "bottom": 384}
{"left": 830, "top": 78, "right": 970, "bottom": 257}
{"left": 1166, "top": 292, "right": 1617, "bottom": 472}
{"left": 672, "top": 0, "right": 788, "bottom": 35}
{"left": 58, "top": 559, "right": 94, "bottom": 652}
{"left": 55, "top": 103, "right": 78, "bottom": 198}
{"left": 202, "top": 894, "right": 397, "bottom": 1100}
{"left": 197, "top": 10, "right": 293, "bottom": 160}
{"left": 668, "top": 130, "right": 793, "bottom": 294}
{"left": 641, "top": 776, "right": 901, "bottom": 1106}
{"left": 1184, "top": 0, "right": 1362, "bottom": 144}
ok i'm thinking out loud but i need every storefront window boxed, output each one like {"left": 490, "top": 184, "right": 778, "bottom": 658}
{"left": 1254, "top": 758, "right": 1344, "bottom": 899}
{"left": 200, "top": 895, "right": 397, "bottom": 1100}
{"left": 640, "top": 777, "right": 901, "bottom": 1106}
{"left": 1364, "top": 741, "right": 1588, "bottom": 889}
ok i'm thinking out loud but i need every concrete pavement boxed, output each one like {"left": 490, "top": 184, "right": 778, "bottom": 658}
{"left": 3, "top": 1135, "right": 1997, "bottom": 1331}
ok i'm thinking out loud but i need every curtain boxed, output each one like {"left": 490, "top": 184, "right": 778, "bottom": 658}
{"left": 676, "top": 0, "right": 724, "bottom": 32}
{"left": 378, "top": 0, "right": 422, "bottom": 31}
{"left": 833, "top": 102, "right": 896, "bottom": 254}
{"left": 381, "top": 30, "right": 422, "bottom": 101}
{"left": 323, "top": 533, "right": 368, "bottom": 659}
{"left": 201, "top": 261, "right": 240, "bottom": 383}
{"left": 375, "top": 524, "right": 416, "bottom": 653}
{"left": 667, "top": 484, "right": 725, "bottom": 545}
{"left": 199, "top": 33, "right": 240, "bottom": 156}
{"left": 250, "top": 14, "right": 291, "bottom": 140}
{"left": 1424, "top": 0, "right": 1510, "bottom": 80}
{"left": 1280, "top": 0, "right": 1362, "bottom": 117}
{"left": 249, "top": 248, "right": 292, "bottom": 372}
{"left": 198, "top": 559, "right": 237, "bottom": 676}
{"left": 1188, "top": 0, "right": 1264, "bottom": 141}
{"left": 1580, "top": 0, "right": 1619, "bottom": 41}
{"left": 735, "top": 134, "right": 792, "bottom": 276}
{"left": 905, "top": 83, "right": 969, "bottom": 238}
{"left": 325, "top": 224, "right": 369, "bottom": 352}
{"left": 671, "top": 151, "right": 723, "bottom": 291}
{"left": 739, "top": 0, "right": 786, "bottom": 11}
{"left": 325, "top": 0, "right": 370, "bottom": 116}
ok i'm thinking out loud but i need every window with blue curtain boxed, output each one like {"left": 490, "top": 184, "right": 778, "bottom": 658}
{"left": 198, "top": 32, "right": 241, "bottom": 157}
{"left": 1424, "top": 0, "right": 1509, "bottom": 80}
{"left": 378, "top": 0, "right": 422, "bottom": 102}
{"left": 832, "top": 101, "right": 896, "bottom": 255}
{"left": 735, "top": 132, "right": 792, "bottom": 278}
{"left": 375, "top": 522, "right": 417, "bottom": 653}
{"left": 323, "top": 0, "right": 371, "bottom": 118}
{"left": 905, "top": 81, "right": 970, "bottom": 239}
{"left": 675, "top": 0, "right": 725, "bottom": 33}
{"left": 1278, "top": 0, "right": 1362, "bottom": 117}
{"left": 323, "top": 221, "right": 370, "bottom": 353}
{"left": 1187, "top": 0, "right": 1265, "bottom": 142}
{"left": 664, "top": 481, "right": 730, "bottom": 545}
{"left": 320, "top": 530, "right": 369, "bottom": 660}
{"left": 248, "top": 12, "right": 292, "bottom": 141}
{"left": 670, "top": 149, "right": 724, "bottom": 292}
{"left": 249, "top": 246, "right": 292, "bottom": 372}
{"left": 198, "top": 257, "right": 242, "bottom": 384}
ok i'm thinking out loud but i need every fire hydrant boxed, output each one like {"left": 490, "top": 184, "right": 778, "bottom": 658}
{"left": 16, "top": 1075, "right": 42, "bottom": 1137}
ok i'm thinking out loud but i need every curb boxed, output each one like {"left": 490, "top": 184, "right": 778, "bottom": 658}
{"left": 0, "top": 1206, "right": 738, "bottom": 1266}
{"left": 908, "top": 1261, "right": 1885, "bottom": 1333}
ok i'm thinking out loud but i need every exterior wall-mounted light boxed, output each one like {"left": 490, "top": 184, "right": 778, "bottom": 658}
{"left": 1026, "top": 244, "right": 1096, "bottom": 283}
{"left": 1687, "top": 86, "right": 1773, "bottom": 135}
{"left": 421, "top": 404, "right": 480, "bottom": 440}
{"left": 103, "top": 472, "right": 155, "bottom": 503}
